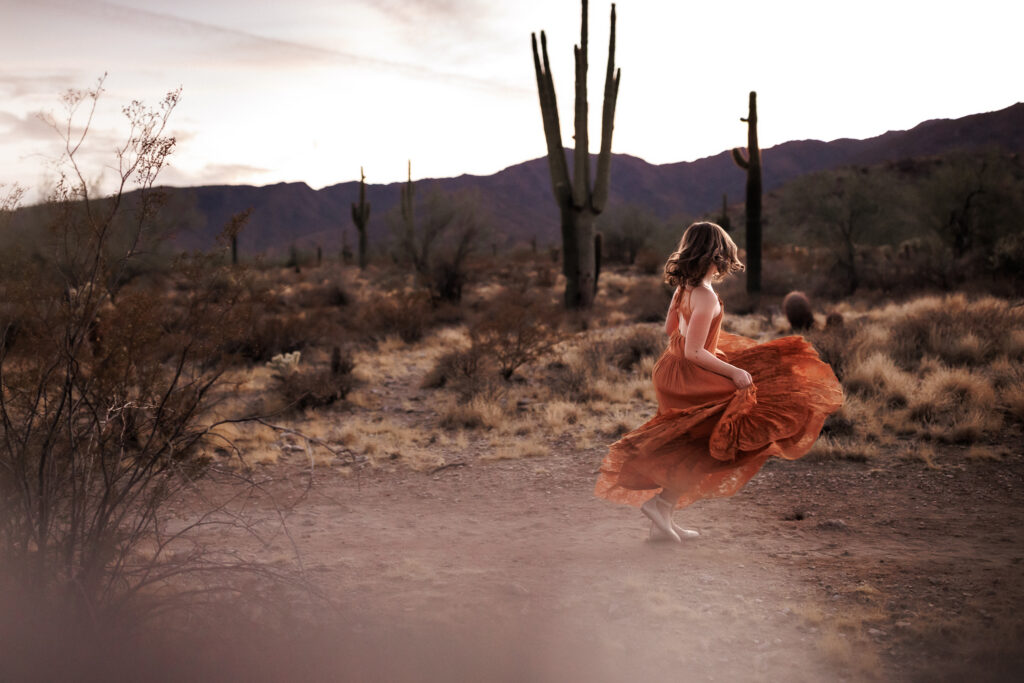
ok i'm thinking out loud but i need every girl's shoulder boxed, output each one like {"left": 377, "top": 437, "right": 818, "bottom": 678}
{"left": 684, "top": 284, "right": 722, "bottom": 316}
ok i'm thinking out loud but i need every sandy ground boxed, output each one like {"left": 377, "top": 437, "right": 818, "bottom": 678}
{"left": 166, "top": 439, "right": 1021, "bottom": 683}
{"left": 147, "top": 337, "right": 1024, "bottom": 683}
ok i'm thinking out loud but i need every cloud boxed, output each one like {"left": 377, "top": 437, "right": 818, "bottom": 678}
{"left": 0, "top": 73, "right": 83, "bottom": 98}
{"left": 28, "top": 0, "right": 529, "bottom": 95}
{"left": 0, "top": 111, "right": 60, "bottom": 141}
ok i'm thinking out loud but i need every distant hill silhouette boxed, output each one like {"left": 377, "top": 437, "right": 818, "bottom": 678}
{"left": 160, "top": 102, "right": 1024, "bottom": 254}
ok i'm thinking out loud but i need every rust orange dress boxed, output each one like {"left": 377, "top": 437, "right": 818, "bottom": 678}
{"left": 595, "top": 287, "right": 843, "bottom": 510}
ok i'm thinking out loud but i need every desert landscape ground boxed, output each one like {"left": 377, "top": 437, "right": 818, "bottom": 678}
{"left": 6, "top": 261, "right": 1012, "bottom": 683}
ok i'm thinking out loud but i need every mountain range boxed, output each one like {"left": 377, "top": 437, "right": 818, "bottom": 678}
{"left": 164, "top": 102, "right": 1024, "bottom": 254}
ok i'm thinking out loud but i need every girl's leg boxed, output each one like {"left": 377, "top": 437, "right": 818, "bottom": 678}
{"left": 648, "top": 488, "right": 700, "bottom": 541}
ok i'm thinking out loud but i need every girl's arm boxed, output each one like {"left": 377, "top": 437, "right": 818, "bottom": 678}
{"left": 665, "top": 286, "right": 682, "bottom": 336}
{"left": 683, "top": 287, "right": 753, "bottom": 389}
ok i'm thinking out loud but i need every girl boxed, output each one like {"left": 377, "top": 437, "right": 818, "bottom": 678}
{"left": 594, "top": 222, "right": 843, "bottom": 542}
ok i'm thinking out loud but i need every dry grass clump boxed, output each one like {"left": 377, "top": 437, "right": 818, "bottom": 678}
{"left": 843, "top": 353, "right": 915, "bottom": 407}
{"left": 605, "top": 326, "right": 664, "bottom": 371}
{"left": 802, "top": 293, "right": 1024, "bottom": 455}
{"left": 808, "top": 436, "right": 880, "bottom": 462}
{"left": 481, "top": 433, "right": 549, "bottom": 461}
{"left": 355, "top": 288, "right": 438, "bottom": 344}
{"left": 469, "top": 287, "right": 560, "bottom": 380}
{"left": 1002, "top": 382, "right": 1024, "bottom": 424}
{"left": 885, "top": 294, "right": 1024, "bottom": 369}
{"left": 437, "top": 394, "right": 508, "bottom": 431}
{"left": 867, "top": 367, "right": 1006, "bottom": 444}
{"left": 336, "top": 416, "right": 445, "bottom": 471}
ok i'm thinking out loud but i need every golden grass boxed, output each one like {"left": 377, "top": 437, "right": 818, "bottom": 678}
{"left": 808, "top": 436, "right": 880, "bottom": 462}
{"left": 843, "top": 353, "right": 914, "bottom": 407}
{"left": 542, "top": 400, "right": 581, "bottom": 430}
{"left": 481, "top": 433, "right": 549, "bottom": 461}
{"left": 336, "top": 416, "right": 445, "bottom": 471}
{"left": 791, "top": 599, "right": 887, "bottom": 681}
{"left": 908, "top": 366, "right": 997, "bottom": 422}
{"left": 1001, "top": 381, "right": 1024, "bottom": 423}
{"left": 437, "top": 395, "right": 508, "bottom": 431}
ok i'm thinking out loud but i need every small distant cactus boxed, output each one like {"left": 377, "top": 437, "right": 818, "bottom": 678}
{"left": 267, "top": 350, "right": 301, "bottom": 374}
{"left": 351, "top": 167, "right": 371, "bottom": 269}
{"left": 731, "top": 91, "right": 762, "bottom": 294}
{"left": 718, "top": 194, "right": 731, "bottom": 232}
{"left": 782, "top": 291, "right": 814, "bottom": 330}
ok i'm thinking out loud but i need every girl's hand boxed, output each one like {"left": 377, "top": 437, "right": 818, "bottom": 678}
{"left": 731, "top": 367, "right": 753, "bottom": 390}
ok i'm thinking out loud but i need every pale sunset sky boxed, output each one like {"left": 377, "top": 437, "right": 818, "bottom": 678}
{"left": 0, "top": 0, "right": 1020, "bottom": 200}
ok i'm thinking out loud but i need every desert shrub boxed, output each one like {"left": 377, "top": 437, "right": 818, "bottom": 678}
{"left": 534, "top": 264, "right": 557, "bottom": 288}
{"left": 905, "top": 367, "right": 1002, "bottom": 442}
{"left": 992, "top": 233, "right": 1024, "bottom": 285}
{"left": 606, "top": 326, "right": 664, "bottom": 371}
{"left": 843, "top": 353, "right": 915, "bottom": 408}
{"left": 421, "top": 345, "right": 497, "bottom": 399}
{"left": 1003, "top": 382, "right": 1024, "bottom": 424}
{"left": 624, "top": 279, "right": 672, "bottom": 323}
{"left": 270, "top": 347, "right": 355, "bottom": 410}
{"left": 886, "top": 294, "right": 1024, "bottom": 369}
{"left": 633, "top": 248, "right": 663, "bottom": 275}
{"left": 291, "top": 277, "right": 351, "bottom": 309}
{"left": 437, "top": 395, "right": 506, "bottom": 430}
{"left": 806, "top": 322, "right": 859, "bottom": 381}
{"left": 0, "top": 80, "right": 270, "bottom": 623}
{"left": 356, "top": 289, "right": 435, "bottom": 344}
{"left": 469, "top": 288, "right": 560, "bottom": 380}
{"left": 542, "top": 360, "right": 593, "bottom": 403}
{"left": 222, "top": 308, "right": 328, "bottom": 363}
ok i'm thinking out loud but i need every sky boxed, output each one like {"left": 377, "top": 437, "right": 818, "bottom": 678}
{"left": 1, "top": 0, "right": 1021, "bottom": 201}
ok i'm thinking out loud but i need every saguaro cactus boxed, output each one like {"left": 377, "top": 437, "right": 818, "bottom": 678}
{"left": 399, "top": 160, "right": 418, "bottom": 270}
{"left": 531, "top": 0, "right": 621, "bottom": 309}
{"left": 731, "top": 91, "right": 762, "bottom": 294}
{"left": 351, "top": 166, "right": 371, "bottom": 269}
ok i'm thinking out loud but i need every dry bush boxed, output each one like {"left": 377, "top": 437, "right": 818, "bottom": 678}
{"left": 623, "top": 278, "right": 672, "bottom": 322}
{"left": 291, "top": 275, "right": 351, "bottom": 308}
{"left": 633, "top": 248, "right": 663, "bottom": 275}
{"left": 906, "top": 367, "right": 1002, "bottom": 442}
{"left": 886, "top": 294, "right": 1024, "bottom": 369}
{"left": 1003, "top": 382, "right": 1024, "bottom": 424}
{"left": 469, "top": 287, "right": 560, "bottom": 380}
{"left": 356, "top": 288, "right": 435, "bottom": 344}
{"left": 223, "top": 308, "right": 329, "bottom": 363}
{"left": 270, "top": 347, "right": 356, "bottom": 410}
{"left": 805, "top": 322, "right": 859, "bottom": 381}
{"left": 482, "top": 433, "right": 549, "bottom": 461}
{"left": 437, "top": 394, "right": 507, "bottom": 431}
{"left": 0, "top": 80, "right": 307, "bottom": 625}
{"left": 606, "top": 326, "right": 664, "bottom": 371}
{"left": 843, "top": 353, "right": 915, "bottom": 407}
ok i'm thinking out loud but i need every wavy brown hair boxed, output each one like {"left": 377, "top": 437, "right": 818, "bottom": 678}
{"left": 663, "top": 221, "right": 744, "bottom": 288}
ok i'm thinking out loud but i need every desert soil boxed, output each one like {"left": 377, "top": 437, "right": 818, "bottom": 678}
{"left": 175, "top": 365, "right": 1024, "bottom": 683}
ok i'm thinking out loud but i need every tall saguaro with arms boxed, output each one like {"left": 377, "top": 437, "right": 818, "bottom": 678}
{"left": 731, "top": 91, "right": 763, "bottom": 294}
{"left": 531, "top": 0, "right": 621, "bottom": 309}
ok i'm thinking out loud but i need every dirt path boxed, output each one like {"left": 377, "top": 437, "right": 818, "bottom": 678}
{"left": 167, "top": 347, "right": 1024, "bottom": 682}
{"left": 207, "top": 443, "right": 1019, "bottom": 683}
